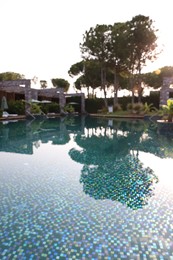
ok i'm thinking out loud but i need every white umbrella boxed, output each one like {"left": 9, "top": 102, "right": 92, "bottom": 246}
{"left": 30, "top": 99, "right": 41, "bottom": 103}
{"left": 40, "top": 100, "right": 52, "bottom": 103}
{"left": 1, "top": 96, "right": 8, "bottom": 110}
{"left": 68, "top": 102, "right": 78, "bottom": 105}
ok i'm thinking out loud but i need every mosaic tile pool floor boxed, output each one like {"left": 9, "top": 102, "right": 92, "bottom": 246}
{"left": 0, "top": 117, "right": 173, "bottom": 259}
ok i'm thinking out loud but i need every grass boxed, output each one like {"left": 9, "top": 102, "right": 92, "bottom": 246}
{"left": 92, "top": 109, "right": 163, "bottom": 119}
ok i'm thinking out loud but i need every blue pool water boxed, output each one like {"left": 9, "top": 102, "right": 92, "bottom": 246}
{"left": 0, "top": 116, "right": 173, "bottom": 259}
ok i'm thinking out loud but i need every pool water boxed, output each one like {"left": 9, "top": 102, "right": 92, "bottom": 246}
{"left": 0, "top": 116, "right": 173, "bottom": 259}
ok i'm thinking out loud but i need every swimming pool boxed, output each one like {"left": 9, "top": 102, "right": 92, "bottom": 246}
{"left": 0, "top": 116, "right": 173, "bottom": 259}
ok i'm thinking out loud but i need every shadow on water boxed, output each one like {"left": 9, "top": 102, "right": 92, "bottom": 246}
{"left": 1, "top": 115, "right": 173, "bottom": 209}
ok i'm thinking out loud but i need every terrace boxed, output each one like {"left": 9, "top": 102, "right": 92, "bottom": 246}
{"left": 0, "top": 79, "right": 86, "bottom": 117}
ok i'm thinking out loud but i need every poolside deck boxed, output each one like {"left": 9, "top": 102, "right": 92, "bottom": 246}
{"left": 90, "top": 113, "right": 144, "bottom": 119}
{"left": 0, "top": 115, "right": 26, "bottom": 121}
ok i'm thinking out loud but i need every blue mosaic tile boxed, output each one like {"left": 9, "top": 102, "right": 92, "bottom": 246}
{"left": 0, "top": 118, "right": 173, "bottom": 259}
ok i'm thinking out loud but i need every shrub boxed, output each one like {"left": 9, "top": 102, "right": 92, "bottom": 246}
{"left": 8, "top": 100, "right": 25, "bottom": 115}
{"left": 85, "top": 98, "right": 104, "bottom": 113}
{"left": 127, "top": 103, "right": 133, "bottom": 112}
{"left": 113, "top": 104, "right": 122, "bottom": 112}
{"left": 40, "top": 102, "right": 60, "bottom": 114}
{"left": 127, "top": 102, "right": 144, "bottom": 114}
{"left": 31, "top": 103, "right": 41, "bottom": 114}
{"left": 133, "top": 103, "right": 144, "bottom": 114}
{"left": 161, "top": 99, "right": 173, "bottom": 122}
{"left": 143, "top": 102, "right": 158, "bottom": 114}
{"left": 64, "top": 104, "right": 74, "bottom": 113}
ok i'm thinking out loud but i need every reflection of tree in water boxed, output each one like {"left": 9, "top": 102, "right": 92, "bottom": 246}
{"left": 69, "top": 123, "right": 143, "bottom": 165}
{"left": 69, "top": 120, "right": 159, "bottom": 210}
{"left": 79, "top": 154, "right": 158, "bottom": 210}
{"left": 138, "top": 128, "right": 173, "bottom": 158}
{"left": 52, "top": 120, "right": 70, "bottom": 145}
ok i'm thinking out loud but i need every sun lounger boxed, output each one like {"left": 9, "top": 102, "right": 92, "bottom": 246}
{"left": 2, "top": 111, "right": 18, "bottom": 118}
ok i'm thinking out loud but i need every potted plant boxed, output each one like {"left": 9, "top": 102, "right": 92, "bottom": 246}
{"left": 161, "top": 99, "right": 173, "bottom": 122}
{"left": 157, "top": 99, "right": 173, "bottom": 134}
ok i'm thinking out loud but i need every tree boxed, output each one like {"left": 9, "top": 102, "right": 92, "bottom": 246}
{"left": 142, "top": 66, "right": 173, "bottom": 89}
{"left": 79, "top": 60, "right": 102, "bottom": 98}
{"left": 160, "top": 66, "right": 173, "bottom": 77}
{"left": 40, "top": 80, "right": 48, "bottom": 89}
{"left": 0, "top": 71, "right": 25, "bottom": 81}
{"left": 51, "top": 78, "right": 70, "bottom": 92}
{"left": 107, "top": 22, "right": 130, "bottom": 106}
{"left": 69, "top": 60, "right": 102, "bottom": 98}
{"left": 80, "top": 24, "right": 110, "bottom": 107}
{"left": 73, "top": 75, "right": 84, "bottom": 92}
{"left": 68, "top": 61, "right": 85, "bottom": 93}
{"left": 79, "top": 15, "right": 160, "bottom": 106}
{"left": 125, "top": 15, "right": 159, "bottom": 102}
{"left": 68, "top": 61, "right": 84, "bottom": 77}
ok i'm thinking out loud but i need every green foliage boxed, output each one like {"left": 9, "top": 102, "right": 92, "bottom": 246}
{"left": 142, "top": 91, "right": 160, "bottom": 109}
{"left": 113, "top": 103, "right": 122, "bottom": 112}
{"left": 143, "top": 102, "right": 158, "bottom": 113}
{"left": 142, "top": 66, "right": 173, "bottom": 89}
{"left": 126, "top": 15, "right": 159, "bottom": 73}
{"left": 31, "top": 103, "right": 41, "bottom": 114}
{"left": 64, "top": 104, "right": 74, "bottom": 113}
{"left": 85, "top": 98, "right": 105, "bottom": 113}
{"left": 51, "top": 78, "right": 70, "bottom": 92}
{"left": 134, "top": 103, "right": 145, "bottom": 114}
{"left": 160, "top": 66, "right": 173, "bottom": 77}
{"left": 161, "top": 99, "right": 173, "bottom": 122}
{"left": 167, "top": 99, "right": 173, "bottom": 108}
{"left": 127, "top": 102, "right": 158, "bottom": 115}
{"left": 72, "top": 60, "right": 102, "bottom": 93}
{"left": 80, "top": 24, "right": 109, "bottom": 61}
{"left": 101, "top": 107, "right": 108, "bottom": 113}
{"left": 68, "top": 61, "right": 84, "bottom": 77}
{"left": 40, "top": 80, "right": 48, "bottom": 88}
{"left": 78, "top": 15, "right": 159, "bottom": 105}
{"left": 118, "top": 96, "right": 133, "bottom": 110}
{"left": 126, "top": 103, "right": 133, "bottom": 112}
{"left": 126, "top": 102, "right": 144, "bottom": 114}
{"left": 84, "top": 94, "right": 159, "bottom": 114}
{"left": 0, "top": 72, "right": 25, "bottom": 81}
{"left": 74, "top": 76, "right": 84, "bottom": 91}
{"left": 40, "top": 102, "right": 59, "bottom": 114}
{"left": 7, "top": 100, "right": 25, "bottom": 115}
{"left": 80, "top": 24, "right": 112, "bottom": 102}
{"left": 142, "top": 72, "right": 162, "bottom": 89}
{"left": 47, "top": 102, "right": 60, "bottom": 113}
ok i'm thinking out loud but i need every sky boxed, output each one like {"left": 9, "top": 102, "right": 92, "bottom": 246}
{"left": 0, "top": 0, "right": 173, "bottom": 88}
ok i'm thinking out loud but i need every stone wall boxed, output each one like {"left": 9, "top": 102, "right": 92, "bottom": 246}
{"left": 0, "top": 80, "right": 86, "bottom": 115}
{"left": 160, "top": 77, "right": 173, "bottom": 106}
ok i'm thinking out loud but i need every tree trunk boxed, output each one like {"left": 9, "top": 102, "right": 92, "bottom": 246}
{"left": 87, "top": 86, "right": 89, "bottom": 98}
{"left": 113, "top": 68, "right": 119, "bottom": 106}
{"left": 138, "top": 84, "right": 143, "bottom": 103}
{"left": 137, "top": 71, "right": 143, "bottom": 103}
{"left": 101, "top": 67, "right": 108, "bottom": 108}
{"left": 130, "top": 77, "right": 135, "bottom": 104}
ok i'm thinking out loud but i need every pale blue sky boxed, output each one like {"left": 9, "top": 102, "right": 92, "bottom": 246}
{"left": 0, "top": 0, "right": 172, "bottom": 85}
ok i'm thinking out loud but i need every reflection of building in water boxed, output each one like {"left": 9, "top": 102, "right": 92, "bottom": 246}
{"left": 0, "top": 116, "right": 86, "bottom": 154}
{"left": 1, "top": 116, "right": 173, "bottom": 159}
